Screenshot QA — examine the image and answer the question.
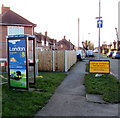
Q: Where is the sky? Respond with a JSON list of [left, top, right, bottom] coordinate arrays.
[[0, 0, 119, 47]]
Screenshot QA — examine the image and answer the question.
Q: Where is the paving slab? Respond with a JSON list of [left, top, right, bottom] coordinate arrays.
[[86, 94, 107, 104], [34, 61, 119, 117]]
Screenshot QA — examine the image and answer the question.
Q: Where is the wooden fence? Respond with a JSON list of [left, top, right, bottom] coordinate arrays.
[[38, 50, 77, 72]]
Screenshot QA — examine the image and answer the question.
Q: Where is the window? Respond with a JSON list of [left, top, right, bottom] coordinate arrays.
[[7, 26, 24, 35], [42, 40, 44, 46], [61, 44, 63, 48], [46, 41, 49, 46]]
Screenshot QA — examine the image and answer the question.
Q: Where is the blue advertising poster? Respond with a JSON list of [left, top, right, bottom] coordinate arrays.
[[8, 39, 27, 88], [9, 39, 26, 69]]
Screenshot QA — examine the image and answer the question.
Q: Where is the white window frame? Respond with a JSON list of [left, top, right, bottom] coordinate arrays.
[[46, 42, 48, 46], [42, 40, 44, 46], [7, 26, 24, 35], [61, 44, 63, 48]]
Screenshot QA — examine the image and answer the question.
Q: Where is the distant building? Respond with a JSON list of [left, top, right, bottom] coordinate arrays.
[[35, 31, 57, 51], [0, 5, 36, 58], [57, 36, 75, 50]]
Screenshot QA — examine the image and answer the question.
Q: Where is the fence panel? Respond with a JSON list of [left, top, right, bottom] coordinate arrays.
[[38, 50, 53, 71], [54, 51, 65, 72], [38, 50, 76, 72], [65, 50, 77, 72]]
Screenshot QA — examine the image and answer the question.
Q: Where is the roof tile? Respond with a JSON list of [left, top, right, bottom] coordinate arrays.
[[0, 10, 36, 26]]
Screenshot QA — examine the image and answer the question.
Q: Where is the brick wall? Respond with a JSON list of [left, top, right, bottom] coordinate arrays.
[[0, 25, 7, 58], [24, 26, 34, 35]]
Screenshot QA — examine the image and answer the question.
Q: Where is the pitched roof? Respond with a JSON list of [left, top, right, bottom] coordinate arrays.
[[35, 32, 57, 45], [0, 9, 36, 27], [57, 39, 74, 47]]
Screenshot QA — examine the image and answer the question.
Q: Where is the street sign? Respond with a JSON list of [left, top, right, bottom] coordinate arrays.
[[95, 16, 102, 19], [97, 20, 103, 28], [89, 60, 110, 74]]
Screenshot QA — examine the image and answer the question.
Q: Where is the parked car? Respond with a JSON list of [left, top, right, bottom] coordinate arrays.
[[107, 51, 114, 57], [76, 50, 86, 61], [93, 49, 98, 53], [86, 50, 94, 57], [112, 51, 120, 59]]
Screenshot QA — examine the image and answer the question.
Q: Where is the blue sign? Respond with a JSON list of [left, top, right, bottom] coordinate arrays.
[[97, 20, 103, 28]]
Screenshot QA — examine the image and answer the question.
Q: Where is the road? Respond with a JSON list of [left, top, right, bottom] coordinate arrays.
[[94, 53, 120, 80]]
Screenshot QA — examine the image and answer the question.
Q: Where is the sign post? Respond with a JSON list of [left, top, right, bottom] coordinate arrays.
[[7, 34, 36, 90], [96, 0, 103, 60]]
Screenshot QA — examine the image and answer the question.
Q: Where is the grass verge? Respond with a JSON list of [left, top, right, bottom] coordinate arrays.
[[84, 74, 120, 103], [2, 72, 66, 117], [85, 63, 89, 72], [84, 63, 120, 103]]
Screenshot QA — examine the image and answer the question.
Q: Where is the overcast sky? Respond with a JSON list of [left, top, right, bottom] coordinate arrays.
[[0, 0, 119, 47]]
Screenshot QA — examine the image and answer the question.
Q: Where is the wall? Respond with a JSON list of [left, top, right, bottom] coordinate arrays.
[[0, 25, 7, 58], [24, 26, 34, 35]]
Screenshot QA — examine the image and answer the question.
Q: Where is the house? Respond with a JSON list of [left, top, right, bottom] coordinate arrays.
[[57, 36, 75, 50], [0, 5, 36, 58], [35, 31, 57, 51]]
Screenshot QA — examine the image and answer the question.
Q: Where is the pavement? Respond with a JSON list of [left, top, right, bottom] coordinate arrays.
[[34, 60, 119, 117]]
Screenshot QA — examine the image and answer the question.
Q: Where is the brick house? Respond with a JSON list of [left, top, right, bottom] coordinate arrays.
[[35, 31, 57, 51], [57, 36, 75, 50], [0, 5, 36, 58]]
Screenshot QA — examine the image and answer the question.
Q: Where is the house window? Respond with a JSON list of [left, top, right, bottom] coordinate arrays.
[[61, 44, 63, 48], [7, 26, 24, 35], [42, 40, 44, 46], [46, 41, 49, 46]]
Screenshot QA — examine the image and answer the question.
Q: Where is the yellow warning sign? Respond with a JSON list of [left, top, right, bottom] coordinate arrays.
[[89, 60, 110, 74]]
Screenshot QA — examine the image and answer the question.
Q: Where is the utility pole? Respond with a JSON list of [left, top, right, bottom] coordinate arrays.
[[115, 27, 119, 50], [78, 18, 80, 49], [98, 0, 101, 60]]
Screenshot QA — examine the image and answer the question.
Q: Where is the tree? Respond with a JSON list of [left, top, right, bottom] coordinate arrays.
[[82, 40, 94, 50]]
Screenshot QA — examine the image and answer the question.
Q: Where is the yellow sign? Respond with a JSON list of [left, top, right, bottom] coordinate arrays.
[[89, 60, 110, 74]]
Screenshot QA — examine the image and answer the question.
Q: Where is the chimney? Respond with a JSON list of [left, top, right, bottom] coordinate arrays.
[[45, 31, 47, 37], [44, 31, 47, 45], [69, 39, 71, 50], [1, 4, 10, 14], [64, 36, 66, 39]]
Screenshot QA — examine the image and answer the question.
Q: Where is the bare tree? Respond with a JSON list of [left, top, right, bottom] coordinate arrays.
[[82, 40, 94, 50]]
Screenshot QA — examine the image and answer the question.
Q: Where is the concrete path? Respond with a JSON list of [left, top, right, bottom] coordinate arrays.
[[35, 61, 119, 117]]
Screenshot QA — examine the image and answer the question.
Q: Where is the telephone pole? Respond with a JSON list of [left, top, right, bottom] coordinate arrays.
[[78, 18, 80, 49]]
